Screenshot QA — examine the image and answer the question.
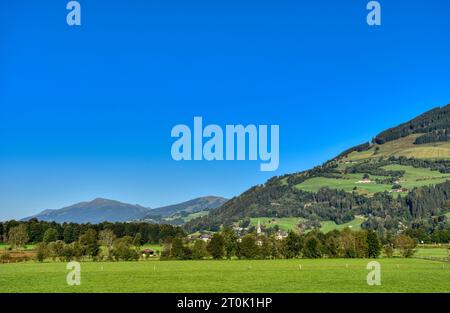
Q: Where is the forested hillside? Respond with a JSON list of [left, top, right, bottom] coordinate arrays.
[[185, 104, 450, 237], [374, 104, 450, 144]]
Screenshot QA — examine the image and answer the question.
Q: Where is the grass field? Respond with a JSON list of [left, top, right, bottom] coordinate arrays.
[[0, 243, 35, 251], [319, 216, 365, 233], [0, 258, 448, 293], [295, 163, 450, 195], [141, 243, 164, 252], [295, 176, 392, 194], [249, 217, 301, 231], [248, 216, 365, 233], [415, 247, 449, 259], [345, 134, 450, 161], [382, 164, 450, 189]]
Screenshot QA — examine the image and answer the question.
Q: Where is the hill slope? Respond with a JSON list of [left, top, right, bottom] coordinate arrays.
[[144, 196, 227, 218], [185, 104, 450, 233]]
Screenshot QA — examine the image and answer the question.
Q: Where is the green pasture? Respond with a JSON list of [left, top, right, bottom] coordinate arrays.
[[249, 217, 301, 231], [0, 258, 448, 293], [319, 216, 365, 233]]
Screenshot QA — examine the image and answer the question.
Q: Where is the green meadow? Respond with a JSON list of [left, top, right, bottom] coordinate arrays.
[[415, 247, 449, 259], [381, 164, 450, 189], [248, 216, 367, 233], [249, 217, 301, 231], [319, 216, 365, 233], [295, 164, 450, 195], [0, 258, 448, 293], [0, 243, 35, 251], [140, 243, 164, 252], [295, 176, 392, 194], [345, 134, 450, 161]]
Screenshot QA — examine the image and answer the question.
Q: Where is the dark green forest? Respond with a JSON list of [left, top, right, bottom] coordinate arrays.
[[374, 104, 450, 144]]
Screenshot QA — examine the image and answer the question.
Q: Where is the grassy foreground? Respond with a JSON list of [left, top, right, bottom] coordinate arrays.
[[0, 258, 448, 293]]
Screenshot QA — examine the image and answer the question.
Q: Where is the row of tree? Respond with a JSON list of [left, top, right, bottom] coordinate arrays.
[[0, 219, 185, 246], [34, 229, 145, 262], [3, 225, 150, 262], [163, 228, 418, 260], [4, 224, 419, 262]]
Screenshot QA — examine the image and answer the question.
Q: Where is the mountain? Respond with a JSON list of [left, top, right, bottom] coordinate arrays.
[[22, 198, 151, 224], [22, 196, 226, 224], [185, 103, 450, 233], [143, 196, 227, 219]]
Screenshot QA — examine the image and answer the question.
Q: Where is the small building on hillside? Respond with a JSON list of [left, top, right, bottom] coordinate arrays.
[[140, 249, 155, 259], [199, 234, 212, 242], [275, 230, 288, 240]]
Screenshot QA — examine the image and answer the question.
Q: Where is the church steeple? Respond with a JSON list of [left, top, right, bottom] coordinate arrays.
[[257, 219, 261, 235]]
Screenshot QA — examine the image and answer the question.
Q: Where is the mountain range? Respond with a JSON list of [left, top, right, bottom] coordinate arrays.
[[22, 196, 227, 224]]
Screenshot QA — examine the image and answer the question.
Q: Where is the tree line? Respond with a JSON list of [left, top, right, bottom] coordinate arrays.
[[0, 219, 185, 246], [163, 228, 418, 261], [373, 104, 450, 144]]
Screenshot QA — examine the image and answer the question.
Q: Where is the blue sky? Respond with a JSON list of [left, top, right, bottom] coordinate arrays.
[[1, 0, 450, 220]]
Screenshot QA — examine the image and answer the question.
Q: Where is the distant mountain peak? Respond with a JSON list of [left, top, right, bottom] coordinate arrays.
[[21, 195, 227, 224]]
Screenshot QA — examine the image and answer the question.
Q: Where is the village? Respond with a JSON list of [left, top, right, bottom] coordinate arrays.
[[188, 219, 289, 245]]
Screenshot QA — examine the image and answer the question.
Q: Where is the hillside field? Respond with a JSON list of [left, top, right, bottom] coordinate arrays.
[[249, 217, 301, 231], [295, 164, 450, 195], [249, 217, 365, 233], [345, 134, 450, 161], [0, 258, 448, 293]]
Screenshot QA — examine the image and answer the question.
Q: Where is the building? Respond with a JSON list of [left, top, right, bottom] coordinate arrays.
[[199, 234, 212, 242], [357, 178, 372, 184], [275, 230, 288, 240], [257, 219, 262, 235]]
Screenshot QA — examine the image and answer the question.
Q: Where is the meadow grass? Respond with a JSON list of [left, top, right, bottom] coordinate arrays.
[[415, 247, 449, 259], [140, 243, 164, 252], [249, 217, 301, 231], [0, 243, 35, 251], [248, 216, 366, 233], [295, 163, 450, 195], [0, 258, 448, 293], [319, 216, 365, 233], [295, 177, 392, 194], [345, 134, 450, 161], [382, 164, 450, 189]]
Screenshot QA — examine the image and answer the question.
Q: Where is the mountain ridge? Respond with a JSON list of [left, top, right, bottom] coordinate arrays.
[[22, 196, 227, 224]]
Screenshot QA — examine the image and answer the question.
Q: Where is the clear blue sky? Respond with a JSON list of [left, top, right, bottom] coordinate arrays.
[[1, 0, 450, 220]]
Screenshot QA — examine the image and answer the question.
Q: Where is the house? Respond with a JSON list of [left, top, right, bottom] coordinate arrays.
[[356, 178, 372, 184], [275, 230, 288, 240], [199, 234, 212, 242], [140, 249, 155, 258], [392, 188, 409, 193]]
